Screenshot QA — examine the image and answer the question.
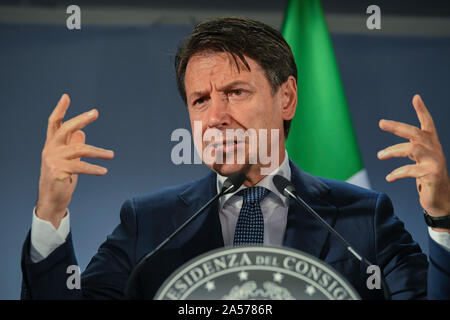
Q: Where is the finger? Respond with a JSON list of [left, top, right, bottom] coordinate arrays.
[[379, 119, 422, 141], [412, 94, 436, 133], [68, 130, 86, 160], [69, 130, 86, 146], [377, 142, 429, 162], [377, 142, 411, 160], [47, 94, 71, 141], [63, 143, 114, 160], [386, 164, 425, 182], [64, 160, 108, 175], [53, 109, 98, 145]]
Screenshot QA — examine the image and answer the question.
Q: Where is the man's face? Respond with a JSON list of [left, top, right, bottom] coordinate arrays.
[[184, 51, 293, 179]]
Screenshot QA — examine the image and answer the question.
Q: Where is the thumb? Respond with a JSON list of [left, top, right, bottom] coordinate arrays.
[[69, 130, 86, 162], [69, 130, 85, 145]]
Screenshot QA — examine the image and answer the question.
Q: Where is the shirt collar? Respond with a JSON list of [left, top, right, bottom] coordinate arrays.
[[216, 150, 291, 209]]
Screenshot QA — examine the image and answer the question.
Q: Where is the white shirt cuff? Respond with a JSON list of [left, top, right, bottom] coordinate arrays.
[[428, 226, 450, 252], [30, 207, 70, 263]]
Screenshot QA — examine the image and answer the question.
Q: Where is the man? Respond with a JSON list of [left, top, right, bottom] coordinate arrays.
[[21, 17, 449, 300]]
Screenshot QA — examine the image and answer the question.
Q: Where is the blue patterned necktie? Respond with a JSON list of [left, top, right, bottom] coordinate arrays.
[[233, 186, 270, 246]]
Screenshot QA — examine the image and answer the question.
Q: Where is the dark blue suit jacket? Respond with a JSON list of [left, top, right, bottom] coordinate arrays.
[[21, 160, 450, 299]]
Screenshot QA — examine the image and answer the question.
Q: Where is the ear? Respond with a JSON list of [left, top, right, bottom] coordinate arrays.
[[279, 76, 297, 121]]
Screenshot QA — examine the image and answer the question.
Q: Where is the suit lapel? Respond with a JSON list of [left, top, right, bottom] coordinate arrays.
[[139, 174, 224, 299], [283, 160, 338, 260], [173, 172, 224, 261]]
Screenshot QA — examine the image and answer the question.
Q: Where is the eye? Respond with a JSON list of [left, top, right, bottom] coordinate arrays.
[[229, 89, 243, 96], [193, 96, 208, 106], [194, 98, 204, 105]]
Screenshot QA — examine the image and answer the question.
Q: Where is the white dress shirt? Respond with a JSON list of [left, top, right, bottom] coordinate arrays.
[[30, 207, 70, 263], [30, 151, 450, 263], [216, 152, 291, 246]]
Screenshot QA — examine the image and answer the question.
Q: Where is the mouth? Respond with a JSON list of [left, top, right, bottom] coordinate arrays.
[[209, 139, 244, 153]]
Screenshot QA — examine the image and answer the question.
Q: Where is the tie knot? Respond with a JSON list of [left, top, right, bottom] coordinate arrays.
[[239, 186, 269, 205]]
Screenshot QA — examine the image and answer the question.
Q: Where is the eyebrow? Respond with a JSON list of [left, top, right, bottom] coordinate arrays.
[[220, 80, 253, 92], [188, 80, 253, 102]]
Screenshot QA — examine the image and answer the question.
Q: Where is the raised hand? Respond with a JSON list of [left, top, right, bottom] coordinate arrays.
[[36, 94, 114, 228], [377, 94, 450, 226]]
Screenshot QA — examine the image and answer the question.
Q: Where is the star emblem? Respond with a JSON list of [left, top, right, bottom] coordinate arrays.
[[305, 285, 316, 296], [273, 272, 284, 283], [205, 281, 215, 292], [238, 271, 249, 281]]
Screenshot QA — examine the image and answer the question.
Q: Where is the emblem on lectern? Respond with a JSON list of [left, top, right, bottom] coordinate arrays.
[[155, 246, 360, 300]]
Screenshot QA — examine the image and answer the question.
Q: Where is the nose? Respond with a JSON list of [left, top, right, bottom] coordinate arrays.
[[206, 92, 231, 129]]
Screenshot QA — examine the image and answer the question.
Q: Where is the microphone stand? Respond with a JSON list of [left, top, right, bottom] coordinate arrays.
[[125, 172, 244, 299], [274, 175, 392, 300]]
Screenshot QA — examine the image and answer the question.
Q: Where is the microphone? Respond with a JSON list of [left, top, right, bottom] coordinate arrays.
[[125, 171, 246, 298], [273, 174, 392, 300]]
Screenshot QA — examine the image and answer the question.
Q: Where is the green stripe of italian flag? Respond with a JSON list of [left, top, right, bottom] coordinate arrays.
[[282, 0, 370, 189]]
